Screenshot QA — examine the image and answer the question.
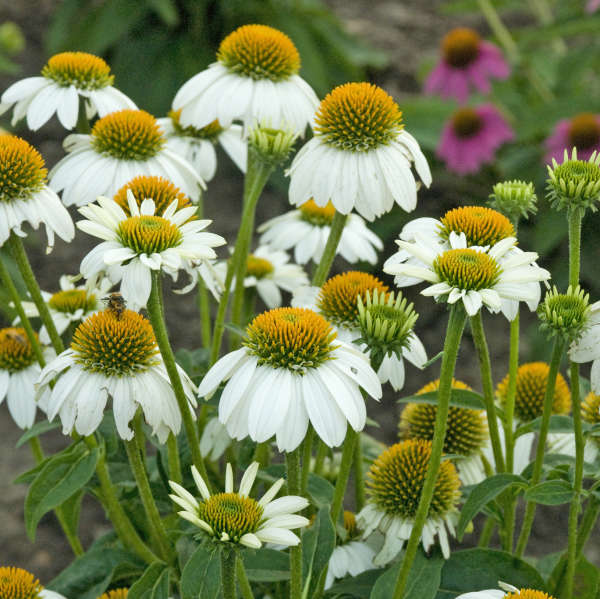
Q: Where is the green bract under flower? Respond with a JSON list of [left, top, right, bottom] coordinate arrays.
[[244, 307, 336, 372], [538, 285, 591, 341], [248, 123, 297, 165], [433, 249, 501, 291], [546, 149, 600, 212], [71, 309, 160, 376], [314, 82, 404, 152], [367, 439, 460, 519], [91, 109, 165, 160], [198, 492, 264, 543], [356, 289, 418, 366], [41, 51, 114, 90], [488, 179, 537, 223], [0, 135, 47, 203]]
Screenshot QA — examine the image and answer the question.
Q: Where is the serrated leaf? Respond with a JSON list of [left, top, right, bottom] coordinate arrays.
[[128, 562, 169, 599], [370, 548, 443, 599], [302, 506, 336, 597], [524, 480, 574, 505], [242, 548, 290, 581], [181, 543, 220, 599], [458, 474, 527, 540], [25, 443, 99, 540]]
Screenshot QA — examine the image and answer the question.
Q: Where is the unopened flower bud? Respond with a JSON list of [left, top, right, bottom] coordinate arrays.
[[488, 179, 537, 224], [538, 285, 591, 341], [248, 122, 297, 166]]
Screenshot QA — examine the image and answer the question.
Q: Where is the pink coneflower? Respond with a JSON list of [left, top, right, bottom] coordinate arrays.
[[544, 113, 600, 163], [437, 104, 514, 175], [425, 28, 510, 103], [586, 0, 600, 14]]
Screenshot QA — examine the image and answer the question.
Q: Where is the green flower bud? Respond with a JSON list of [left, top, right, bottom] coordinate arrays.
[[546, 149, 600, 213], [488, 179, 537, 224], [538, 285, 591, 341], [248, 122, 297, 166], [356, 288, 418, 370]]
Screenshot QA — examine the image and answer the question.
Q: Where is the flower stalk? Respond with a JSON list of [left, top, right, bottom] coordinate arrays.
[[220, 550, 237, 599], [391, 304, 467, 599], [286, 448, 303, 599], [147, 270, 211, 491], [311, 211, 347, 287]]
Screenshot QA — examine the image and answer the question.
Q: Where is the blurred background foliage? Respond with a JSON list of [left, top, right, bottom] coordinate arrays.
[[46, 0, 387, 115]]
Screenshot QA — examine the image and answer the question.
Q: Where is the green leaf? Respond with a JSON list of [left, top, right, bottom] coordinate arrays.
[[457, 474, 527, 540], [397, 388, 486, 411], [370, 548, 443, 599], [128, 562, 170, 599], [549, 554, 600, 599], [515, 415, 574, 438], [326, 569, 381, 597], [302, 506, 336, 597], [25, 443, 99, 540], [242, 548, 290, 582], [180, 543, 221, 599], [16, 421, 60, 448], [48, 532, 144, 598], [437, 549, 546, 598], [524, 480, 574, 505], [59, 489, 84, 544], [146, 0, 179, 26], [307, 473, 334, 508]]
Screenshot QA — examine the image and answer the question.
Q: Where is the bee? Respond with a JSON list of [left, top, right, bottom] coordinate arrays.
[[5, 329, 28, 346], [103, 292, 127, 320]]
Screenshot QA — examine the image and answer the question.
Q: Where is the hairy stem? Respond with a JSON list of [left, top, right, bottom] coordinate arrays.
[[286, 448, 303, 599], [311, 211, 347, 287]]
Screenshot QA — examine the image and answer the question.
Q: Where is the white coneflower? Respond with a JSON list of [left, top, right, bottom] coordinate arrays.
[[49, 109, 204, 206], [0, 566, 67, 599], [169, 461, 309, 548], [0, 328, 50, 430], [357, 439, 461, 565], [325, 511, 377, 589], [173, 24, 318, 135], [158, 110, 246, 181], [400, 379, 489, 485], [77, 191, 225, 309], [199, 417, 232, 461], [288, 82, 431, 221], [215, 245, 308, 309], [293, 272, 426, 391], [384, 233, 550, 317], [384, 206, 545, 321], [36, 307, 197, 442], [569, 298, 600, 393], [18, 274, 110, 344], [454, 583, 556, 599], [0, 134, 74, 250], [0, 51, 136, 131], [199, 307, 382, 451], [258, 199, 383, 265]]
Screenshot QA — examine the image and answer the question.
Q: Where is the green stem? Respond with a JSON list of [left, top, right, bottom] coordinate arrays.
[[195, 198, 213, 349], [85, 436, 159, 564], [253, 441, 271, 468], [330, 428, 358, 524], [568, 207, 583, 288], [353, 434, 366, 512], [286, 448, 303, 599], [236, 557, 255, 599], [478, 517, 496, 548], [301, 426, 314, 495], [211, 154, 274, 363], [565, 362, 583, 599], [7, 235, 64, 354], [0, 255, 46, 365], [220, 550, 237, 599], [146, 270, 211, 491], [502, 312, 520, 552], [391, 304, 467, 599], [124, 420, 174, 562], [515, 337, 566, 557], [313, 441, 328, 476], [167, 433, 182, 485], [311, 212, 347, 287], [76, 96, 91, 134], [469, 313, 506, 473]]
